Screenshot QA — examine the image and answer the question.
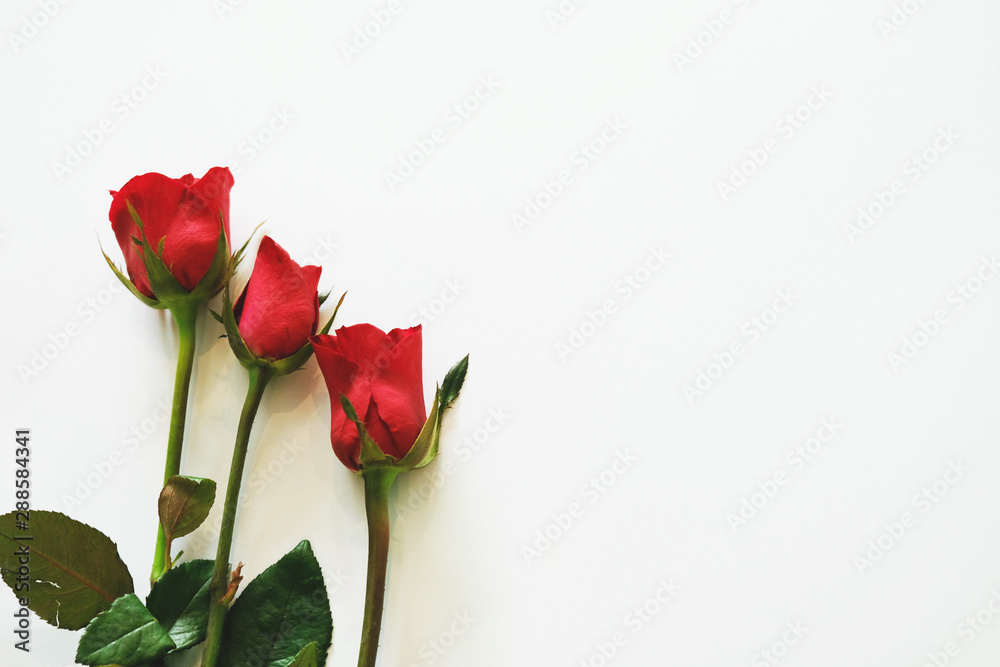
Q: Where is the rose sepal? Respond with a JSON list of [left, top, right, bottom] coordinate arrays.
[[339, 394, 398, 471], [394, 386, 442, 470], [216, 280, 257, 368], [400, 354, 469, 469], [185, 211, 233, 302], [101, 242, 163, 309], [127, 202, 189, 305], [212, 225, 277, 369], [114, 203, 231, 311], [217, 277, 343, 376], [343, 354, 468, 474]]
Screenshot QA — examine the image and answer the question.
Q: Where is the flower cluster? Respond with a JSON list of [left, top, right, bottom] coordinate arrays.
[[1, 167, 468, 667]]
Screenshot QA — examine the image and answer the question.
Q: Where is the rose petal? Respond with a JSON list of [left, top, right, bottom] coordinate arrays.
[[311, 324, 427, 469], [237, 236, 321, 360], [367, 327, 425, 457], [108, 168, 233, 297], [311, 335, 370, 471]]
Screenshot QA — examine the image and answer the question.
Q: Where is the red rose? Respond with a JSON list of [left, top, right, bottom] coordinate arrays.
[[233, 236, 322, 360], [109, 167, 234, 298], [311, 325, 426, 471]]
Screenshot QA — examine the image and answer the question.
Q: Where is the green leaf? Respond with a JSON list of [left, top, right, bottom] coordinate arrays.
[[219, 540, 332, 667], [439, 354, 470, 411], [159, 476, 216, 543], [76, 594, 176, 666], [145, 559, 213, 653], [0, 510, 133, 630], [289, 642, 320, 667]]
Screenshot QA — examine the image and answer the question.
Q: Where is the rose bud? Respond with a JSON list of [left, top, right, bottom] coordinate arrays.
[[105, 167, 234, 309], [311, 325, 467, 667], [104, 167, 234, 585], [236, 236, 321, 359], [202, 235, 340, 665], [218, 235, 341, 376], [311, 324, 468, 473]]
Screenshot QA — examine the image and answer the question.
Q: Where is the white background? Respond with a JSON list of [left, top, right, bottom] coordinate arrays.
[[3, 1, 1000, 665]]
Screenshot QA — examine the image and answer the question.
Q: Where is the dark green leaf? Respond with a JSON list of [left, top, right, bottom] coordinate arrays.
[[146, 559, 213, 653], [439, 354, 469, 410], [289, 642, 320, 667], [159, 476, 216, 541], [219, 540, 332, 667], [0, 510, 133, 630], [76, 593, 175, 666]]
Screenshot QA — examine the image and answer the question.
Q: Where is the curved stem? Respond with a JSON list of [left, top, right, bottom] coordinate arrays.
[[202, 365, 271, 667], [150, 301, 200, 585], [357, 467, 399, 667]]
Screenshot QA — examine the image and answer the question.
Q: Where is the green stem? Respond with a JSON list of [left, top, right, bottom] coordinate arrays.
[[357, 467, 399, 667], [202, 365, 272, 667], [150, 301, 200, 585]]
